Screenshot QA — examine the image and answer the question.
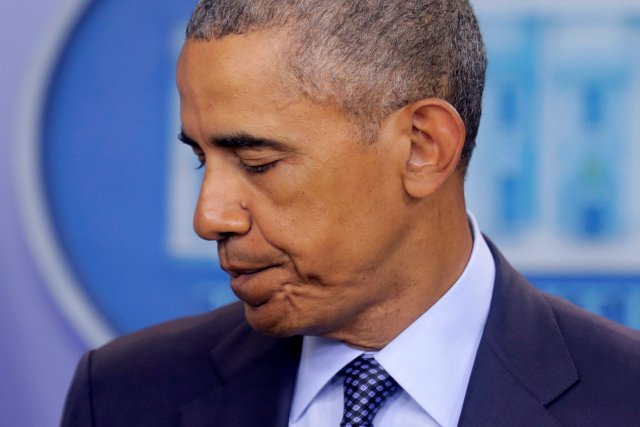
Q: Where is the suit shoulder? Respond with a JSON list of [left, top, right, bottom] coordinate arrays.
[[63, 302, 273, 426], [542, 292, 640, 395], [536, 293, 640, 421], [488, 238, 640, 366], [95, 301, 246, 364], [543, 292, 640, 359], [71, 302, 249, 425], [88, 301, 248, 393]]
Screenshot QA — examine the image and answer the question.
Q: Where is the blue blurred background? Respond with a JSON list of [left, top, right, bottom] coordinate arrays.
[[1, 1, 639, 425]]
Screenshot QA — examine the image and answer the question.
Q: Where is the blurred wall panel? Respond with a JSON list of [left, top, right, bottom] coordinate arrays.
[[468, 3, 640, 328]]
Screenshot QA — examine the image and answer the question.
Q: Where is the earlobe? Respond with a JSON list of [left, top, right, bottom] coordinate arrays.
[[402, 99, 466, 198]]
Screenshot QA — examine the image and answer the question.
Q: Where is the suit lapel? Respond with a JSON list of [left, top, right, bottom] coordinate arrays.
[[458, 339, 564, 426], [179, 316, 302, 427], [459, 241, 579, 426]]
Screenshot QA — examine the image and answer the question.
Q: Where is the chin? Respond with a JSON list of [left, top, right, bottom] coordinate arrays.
[[243, 301, 299, 337], [242, 300, 326, 338]]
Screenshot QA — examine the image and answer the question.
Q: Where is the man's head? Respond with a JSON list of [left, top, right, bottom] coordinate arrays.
[[186, 0, 486, 171], [178, 0, 485, 348]]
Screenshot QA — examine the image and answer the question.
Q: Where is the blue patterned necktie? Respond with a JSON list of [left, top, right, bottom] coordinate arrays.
[[339, 355, 400, 427]]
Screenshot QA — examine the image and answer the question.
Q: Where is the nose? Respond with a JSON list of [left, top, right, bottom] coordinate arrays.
[[193, 168, 251, 240]]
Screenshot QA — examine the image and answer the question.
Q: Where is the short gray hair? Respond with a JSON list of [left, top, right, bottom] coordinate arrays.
[[187, 0, 486, 171]]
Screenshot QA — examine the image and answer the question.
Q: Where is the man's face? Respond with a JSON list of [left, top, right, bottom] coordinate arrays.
[[177, 31, 412, 340]]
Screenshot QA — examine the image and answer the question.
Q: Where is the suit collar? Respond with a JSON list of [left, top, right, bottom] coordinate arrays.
[[179, 313, 302, 427], [459, 239, 579, 425]]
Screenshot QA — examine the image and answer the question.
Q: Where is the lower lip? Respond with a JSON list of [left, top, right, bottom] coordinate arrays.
[[230, 266, 281, 307]]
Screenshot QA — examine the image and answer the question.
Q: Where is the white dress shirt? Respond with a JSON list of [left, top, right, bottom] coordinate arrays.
[[288, 213, 495, 427]]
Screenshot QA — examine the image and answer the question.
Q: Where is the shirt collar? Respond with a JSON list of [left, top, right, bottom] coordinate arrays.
[[290, 212, 495, 426], [290, 334, 362, 422]]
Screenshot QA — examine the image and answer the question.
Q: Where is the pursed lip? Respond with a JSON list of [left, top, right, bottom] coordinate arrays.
[[223, 263, 283, 307], [222, 264, 279, 278]]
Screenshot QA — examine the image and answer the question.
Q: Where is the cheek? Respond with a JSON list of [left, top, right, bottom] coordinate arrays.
[[270, 211, 339, 267], [251, 176, 338, 250], [250, 156, 402, 275]]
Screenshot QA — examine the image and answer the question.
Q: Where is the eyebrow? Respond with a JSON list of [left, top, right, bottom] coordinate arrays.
[[178, 130, 293, 152]]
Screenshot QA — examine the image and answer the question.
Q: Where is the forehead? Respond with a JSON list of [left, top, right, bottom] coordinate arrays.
[[178, 32, 289, 111], [176, 31, 357, 144]]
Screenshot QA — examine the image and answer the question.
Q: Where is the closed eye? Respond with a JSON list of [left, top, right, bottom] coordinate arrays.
[[179, 131, 284, 174], [239, 160, 279, 174]]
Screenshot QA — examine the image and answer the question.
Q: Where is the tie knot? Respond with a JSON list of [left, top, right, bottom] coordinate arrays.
[[339, 355, 400, 427]]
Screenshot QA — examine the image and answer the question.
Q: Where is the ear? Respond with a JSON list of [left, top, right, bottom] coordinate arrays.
[[401, 98, 466, 198]]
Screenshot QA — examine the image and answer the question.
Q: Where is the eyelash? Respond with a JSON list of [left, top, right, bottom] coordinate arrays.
[[195, 153, 206, 170], [194, 155, 277, 175], [239, 161, 278, 174]]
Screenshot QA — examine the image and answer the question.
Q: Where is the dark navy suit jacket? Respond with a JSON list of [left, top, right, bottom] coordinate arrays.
[[61, 242, 640, 426]]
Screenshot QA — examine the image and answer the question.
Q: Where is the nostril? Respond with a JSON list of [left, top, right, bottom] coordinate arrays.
[[218, 231, 235, 240]]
